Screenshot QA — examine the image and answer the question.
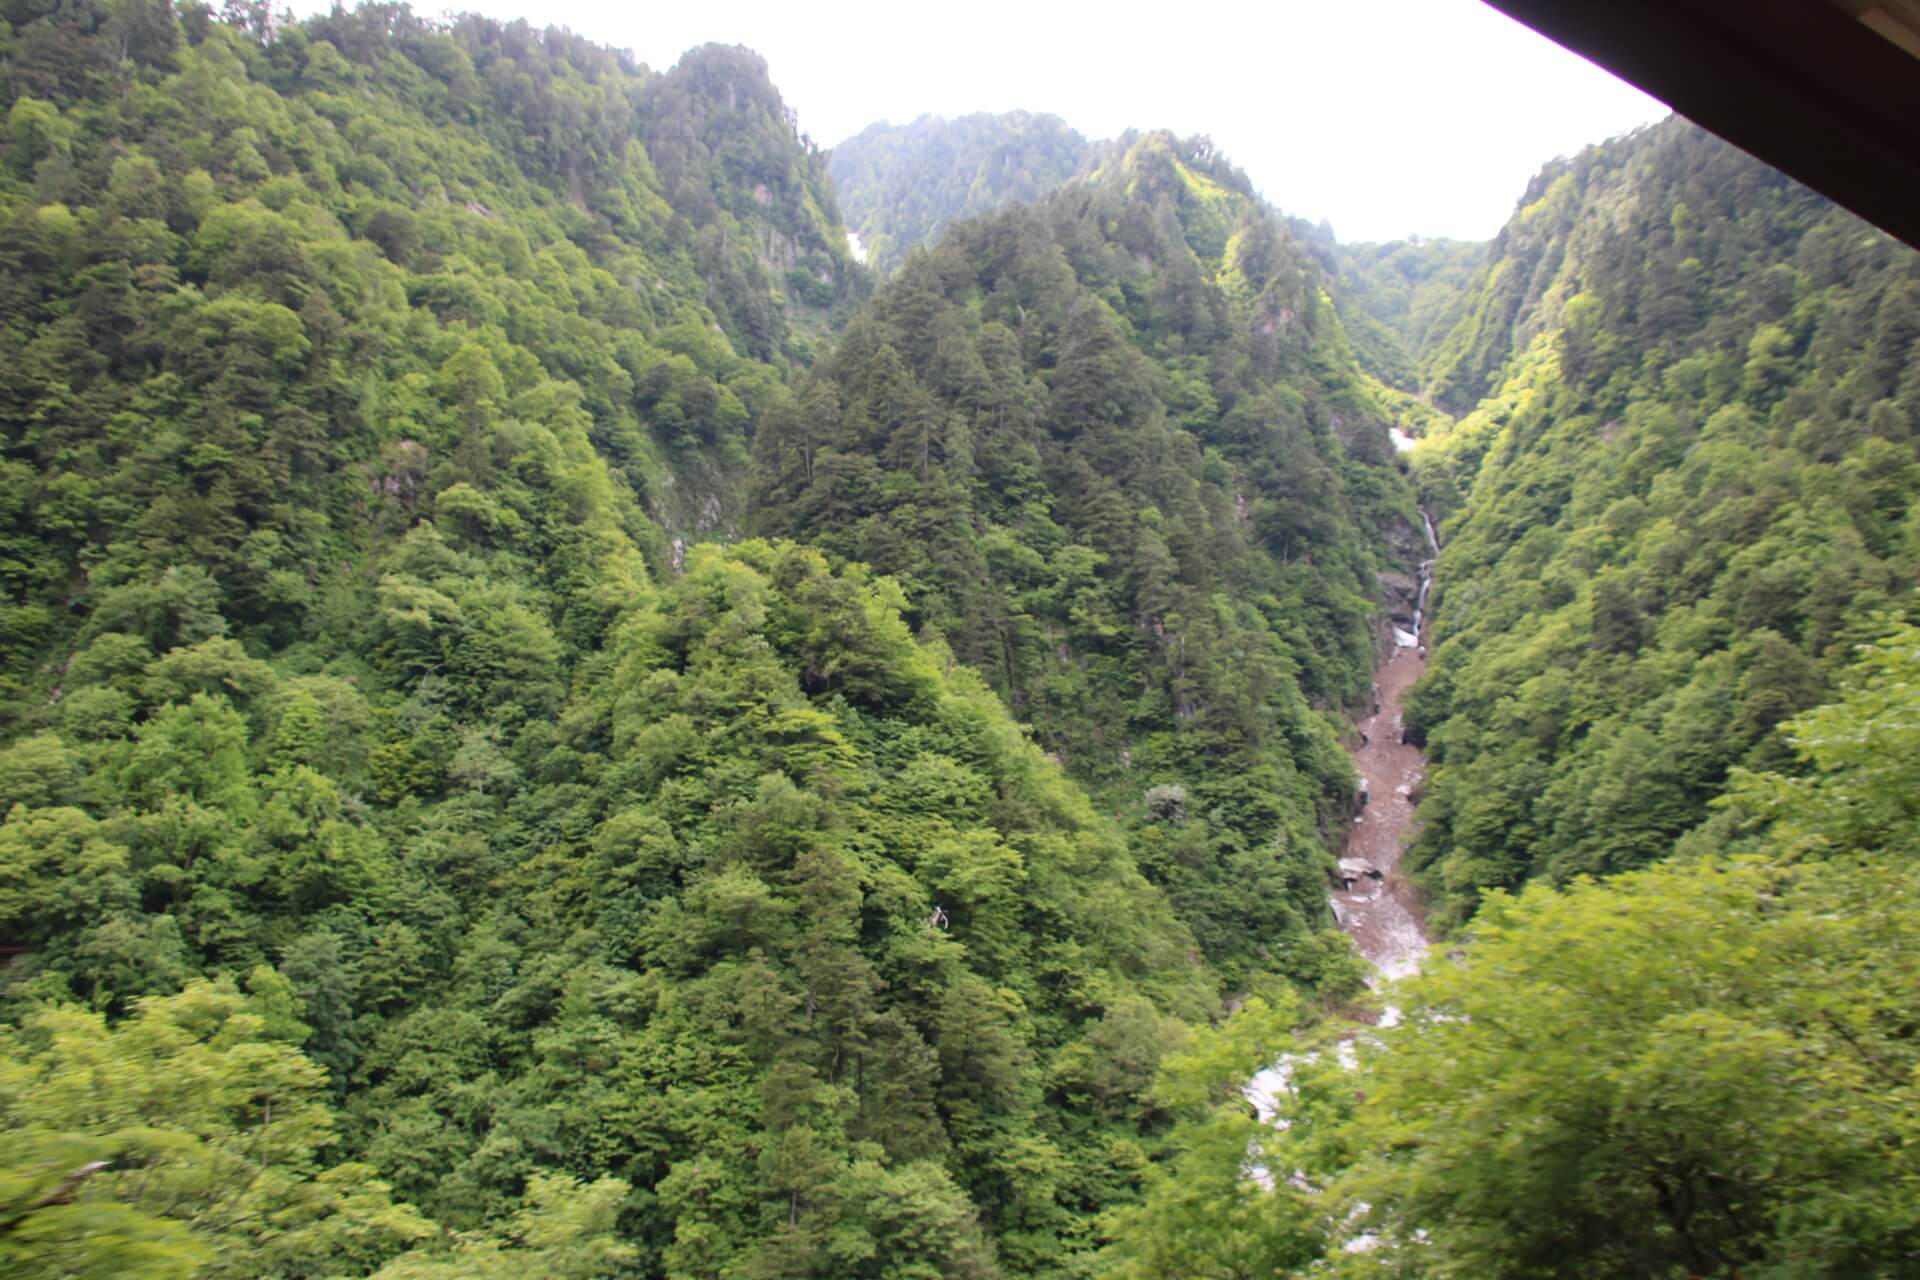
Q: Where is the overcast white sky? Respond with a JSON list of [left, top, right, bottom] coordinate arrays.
[[297, 0, 1669, 243]]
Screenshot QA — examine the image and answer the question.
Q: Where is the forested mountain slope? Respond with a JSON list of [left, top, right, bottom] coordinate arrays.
[[1093, 119, 1920, 1280], [1, 0, 867, 622], [17, 0, 1914, 1275], [1296, 233, 1484, 393], [0, 5, 1429, 1277], [754, 130, 1430, 988], [828, 112, 1095, 276], [1404, 117, 1920, 926], [828, 112, 1478, 404], [1104, 621, 1920, 1275]]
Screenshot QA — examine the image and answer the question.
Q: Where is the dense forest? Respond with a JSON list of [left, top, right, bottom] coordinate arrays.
[[4, 2, 1919, 1278], [1296, 232, 1484, 393], [1094, 119, 1920, 1277], [1101, 622, 1920, 1276], [828, 112, 1094, 276], [826, 111, 1485, 399], [0, 2, 1216, 1274], [757, 130, 1430, 990], [1402, 118, 1920, 928], [0, 3, 1423, 1275]]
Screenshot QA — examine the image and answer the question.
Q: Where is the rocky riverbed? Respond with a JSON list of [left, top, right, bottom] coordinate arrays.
[[1250, 509, 1438, 1118], [1332, 636, 1430, 984]]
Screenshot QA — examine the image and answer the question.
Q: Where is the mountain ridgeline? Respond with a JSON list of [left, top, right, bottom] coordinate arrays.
[[754, 130, 1429, 989], [825, 110, 1486, 397], [1404, 117, 1920, 928], [3, 4, 1920, 1279], [828, 112, 1095, 276], [0, 5, 1424, 1278]]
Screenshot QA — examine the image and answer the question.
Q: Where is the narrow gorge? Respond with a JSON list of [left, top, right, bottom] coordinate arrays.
[[1334, 507, 1439, 987], [1247, 507, 1438, 1120]]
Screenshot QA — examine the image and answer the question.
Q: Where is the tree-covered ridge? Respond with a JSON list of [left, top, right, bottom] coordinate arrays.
[[828, 111, 1095, 276], [825, 111, 1478, 410], [1298, 233, 1485, 393], [1417, 117, 1825, 417], [753, 129, 1429, 989], [0, 534, 1227, 1278], [1403, 117, 1920, 926], [0, 5, 1277, 1276], [1088, 117, 1920, 1280], [636, 41, 865, 340], [16, 0, 1916, 1273], [0, 0, 864, 634]]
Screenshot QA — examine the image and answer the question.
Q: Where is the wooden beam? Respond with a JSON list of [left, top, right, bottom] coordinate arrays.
[[1479, 0, 1920, 249]]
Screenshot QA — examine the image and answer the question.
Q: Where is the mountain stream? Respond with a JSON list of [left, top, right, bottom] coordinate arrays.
[[1249, 509, 1438, 1116], [1334, 508, 1438, 985]]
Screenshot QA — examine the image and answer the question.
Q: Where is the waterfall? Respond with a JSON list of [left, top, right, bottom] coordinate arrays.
[[1411, 509, 1439, 637]]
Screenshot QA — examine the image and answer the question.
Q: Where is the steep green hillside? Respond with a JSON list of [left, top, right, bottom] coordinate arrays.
[[0, 6, 1250, 1277], [1093, 115, 1920, 1280], [17, 2, 1917, 1276], [1301, 233, 1484, 392], [755, 130, 1430, 988], [1404, 117, 1920, 927], [825, 108, 1482, 420], [828, 113, 1479, 405], [0, 531, 1220, 1279], [1102, 624, 1920, 1278], [0, 0, 869, 696], [635, 41, 867, 348], [828, 112, 1094, 275]]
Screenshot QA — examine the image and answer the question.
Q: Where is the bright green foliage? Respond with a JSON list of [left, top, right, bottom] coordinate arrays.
[[0, 982, 433, 1278], [1710, 621, 1920, 860], [755, 131, 1424, 988], [1097, 998, 1324, 1280], [829, 112, 1095, 276], [0, 5, 1282, 1274], [1404, 118, 1920, 926], [1, 517, 1224, 1280], [393, 539, 1214, 1279], [826, 113, 1481, 404], [369, 1174, 634, 1279], [0, 0, 859, 707], [636, 43, 867, 353], [1320, 852, 1920, 1277], [1296, 231, 1486, 393], [1098, 627, 1920, 1277], [17, 0, 1914, 1272]]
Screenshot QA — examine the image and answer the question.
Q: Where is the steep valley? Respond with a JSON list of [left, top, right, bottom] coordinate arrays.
[[1333, 512, 1437, 985], [2, 5, 1919, 1279]]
